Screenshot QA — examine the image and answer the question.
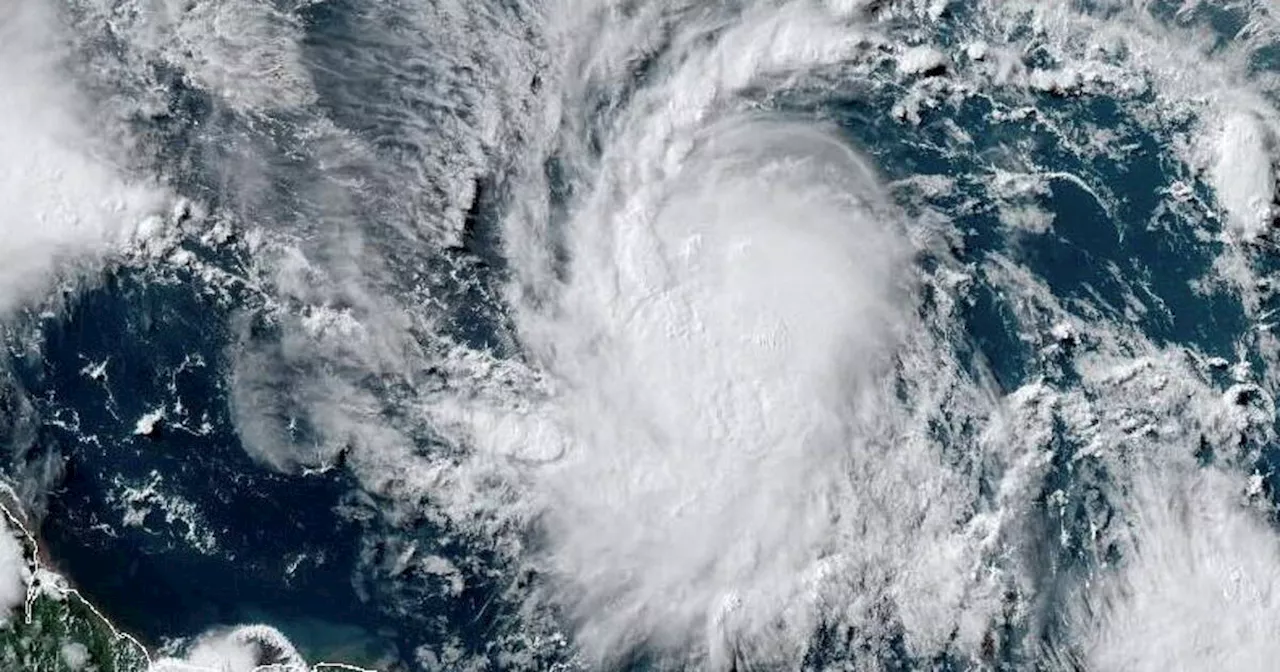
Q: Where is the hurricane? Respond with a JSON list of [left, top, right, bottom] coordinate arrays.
[[3, 0, 1280, 671]]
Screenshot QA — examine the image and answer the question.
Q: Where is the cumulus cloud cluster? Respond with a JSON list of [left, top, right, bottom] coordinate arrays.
[[0, 0, 167, 313], [1068, 468, 1280, 672], [149, 625, 307, 672], [0, 517, 28, 623]]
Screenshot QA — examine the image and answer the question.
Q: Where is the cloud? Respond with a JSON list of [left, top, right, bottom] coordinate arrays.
[[149, 625, 307, 672], [1062, 467, 1280, 672], [108, 0, 316, 113], [0, 516, 29, 623], [431, 5, 1029, 667], [0, 0, 167, 314], [517, 119, 916, 666]]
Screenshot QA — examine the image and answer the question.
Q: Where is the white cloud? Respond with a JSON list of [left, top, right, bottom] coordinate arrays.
[[60, 641, 90, 670], [516, 121, 918, 666], [0, 516, 29, 623], [1066, 467, 1280, 672], [149, 624, 307, 672], [0, 1, 166, 314], [1213, 111, 1275, 243], [107, 0, 316, 113], [431, 5, 1028, 667]]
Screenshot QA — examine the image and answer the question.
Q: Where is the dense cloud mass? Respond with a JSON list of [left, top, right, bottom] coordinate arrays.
[[0, 1, 167, 313]]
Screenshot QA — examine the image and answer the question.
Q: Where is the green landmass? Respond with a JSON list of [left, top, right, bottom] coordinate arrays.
[[0, 496, 149, 672], [0, 583, 150, 672]]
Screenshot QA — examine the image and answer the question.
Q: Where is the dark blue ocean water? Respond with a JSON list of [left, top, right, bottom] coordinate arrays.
[[8, 268, 393, 664]]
